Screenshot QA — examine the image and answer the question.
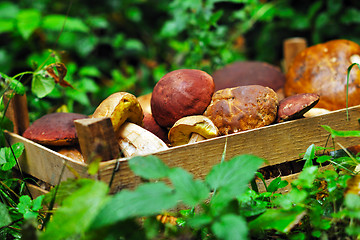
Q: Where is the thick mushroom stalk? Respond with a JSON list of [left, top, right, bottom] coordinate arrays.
[[168, 115, 219, 146], [117, 122, 168, 157]]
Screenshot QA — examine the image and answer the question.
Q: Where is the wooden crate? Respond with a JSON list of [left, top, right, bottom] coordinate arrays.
[[5, 105, 360, 194]]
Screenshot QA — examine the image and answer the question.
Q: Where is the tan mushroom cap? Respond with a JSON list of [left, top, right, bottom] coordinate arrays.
[[285, 39, 360, 111], [92, 92, 144, 132], [204, 85, 279, 135], [22, 112, 88, 146], [57, 147, 85, 163], [168, 115, 219, 146]]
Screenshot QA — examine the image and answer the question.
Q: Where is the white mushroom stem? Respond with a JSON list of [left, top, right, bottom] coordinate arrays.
[[117, 122, 168, 158], [188, 133, 206, 144]]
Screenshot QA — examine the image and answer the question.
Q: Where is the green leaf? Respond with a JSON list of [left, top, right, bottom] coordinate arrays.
[[345, 193, 360, 210], [248, 206, 306, 233], [275, 188, 308, 210], [41, 180, 108, 240], [169, 167, 209, 207], [128, 155, 171, 179], [0, 19, 14, 34], [18, 195, 38, 219], [292, 166, 318, 189], [0, 143, 24, 171], [31, 70, 55, 98], [0, 2, 19, 19], [267, 177, 288, 193], [187, 214, 212, 229], [206, 155, 264, 207], [0, 202, 11, 228], [9, 79, 25, 95], [303, 144, 315, 168], [321, 125, 360, 138], [91, 182, 178, 229], [42, 15, 89, 32], [212, 214, 248, 240], [16, 9, 41, 39], [79, 66, 101, 78]]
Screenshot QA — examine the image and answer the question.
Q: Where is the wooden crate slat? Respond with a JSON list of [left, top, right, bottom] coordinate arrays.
[[5, 105, 360, 192], [6, 132, 94, 186]]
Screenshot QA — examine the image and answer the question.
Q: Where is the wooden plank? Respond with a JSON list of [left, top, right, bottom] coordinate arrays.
[[283, 37, 307, 72], [3, 92, 29, 135], [6, 105, 360, 192], [74, 117, 120, 163], [5, 131, 94, 186]]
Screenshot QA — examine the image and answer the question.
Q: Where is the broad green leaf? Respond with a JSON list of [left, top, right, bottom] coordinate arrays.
[[212, 214, 248, 240], [16, 9, 41, 39], [17, 195, 38, 219], [0, 143, 24, 171], [345, 193, 360, 210], [292, 166, 318, 189], [274, 188, 308, 210], [322, 125, 360, 138], [169, 167, 209, 207], [316, 155, 332, 164], [91, 182, 178, 229], [0, 2, 18, 19], [341, 8, 360, 24], [248, 206, 306, 233], [31, 70, 55, 98], [40, 180, 108, 240], [79, 66, 101, 78], [206, 155, 264, 207], [267, 177, 288, 193], [0, 19, 14, 34], [303, 144, 315, 168], [42, 15, 89, 32], [187, 214, 212, 229], [0, 202, 11, 228], [128, 155, 171, 179]]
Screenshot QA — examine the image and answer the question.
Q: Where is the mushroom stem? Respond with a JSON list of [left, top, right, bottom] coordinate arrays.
[[188, 133, 206, 144]]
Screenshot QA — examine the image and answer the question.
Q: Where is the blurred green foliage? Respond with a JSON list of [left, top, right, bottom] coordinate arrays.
[[1, 0, 360, 120]]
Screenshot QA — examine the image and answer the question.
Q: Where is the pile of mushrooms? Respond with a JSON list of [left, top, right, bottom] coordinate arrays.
[[23, 53, 339, 161]]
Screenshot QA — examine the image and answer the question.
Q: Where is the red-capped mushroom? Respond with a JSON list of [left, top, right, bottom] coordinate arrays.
[[151, 69, 215, 128]]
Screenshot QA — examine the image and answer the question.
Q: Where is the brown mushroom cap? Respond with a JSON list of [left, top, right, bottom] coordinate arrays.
[[284, 39, 360, 111], [276, 93, 320, 123], [92, 92, 143, 132], [212, 61, 286, 92], [168, 115, 219, 146], [151, 69, 215, 128], [142, 112, 170, 145], [22, 112, 88, 146], [204, 85, 279, 135]]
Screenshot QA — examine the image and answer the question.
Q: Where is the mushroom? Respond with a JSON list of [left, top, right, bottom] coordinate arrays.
[[151, 69, 215, 128], [92, 92, 143, 132], [276, 93, 320, 123], [303, 108, 331, 118], [285, 39, 360, 111], [92, 92, 168, 157], [137, 92, 152, 114], [168, 115, 219, 146], [204, 85, 279, 135], [57, 147, 85, 163], [212, 61, 286, 93], [22, 112, 88, 146], [117, 122, 168, 157], [143, 112, 170, 145]]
